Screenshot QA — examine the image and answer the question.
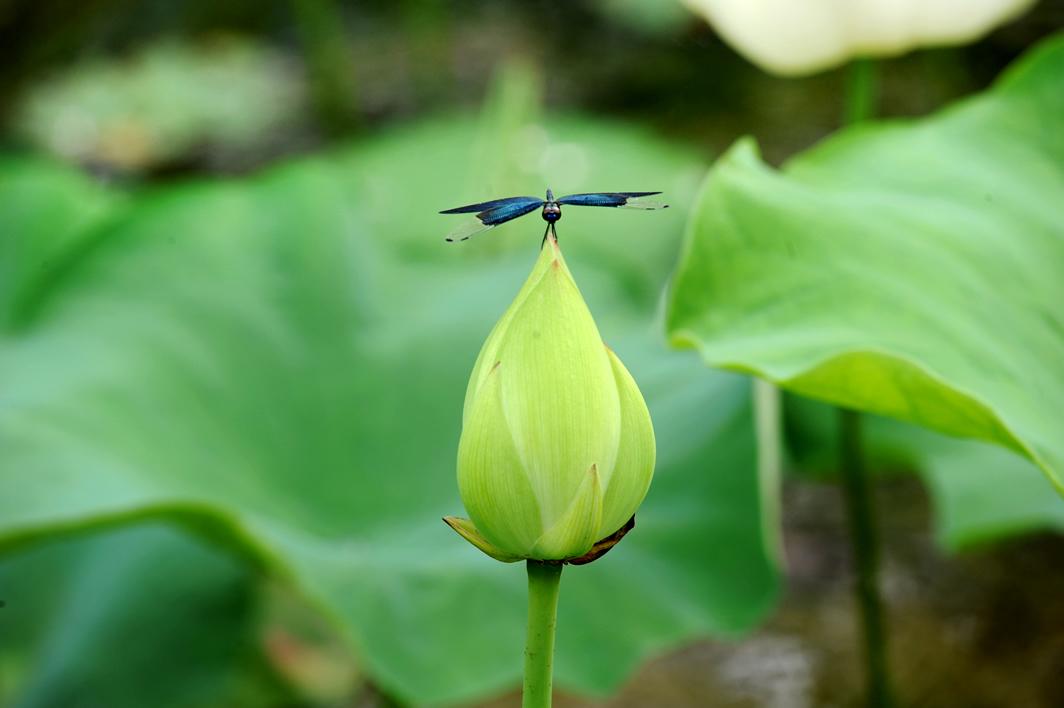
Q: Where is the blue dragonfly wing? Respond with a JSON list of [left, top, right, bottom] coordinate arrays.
[[556, 192, 667, 210], [443, 198, 543, 242], [439, 195, 542, 214], [479, 198, 543, 225]]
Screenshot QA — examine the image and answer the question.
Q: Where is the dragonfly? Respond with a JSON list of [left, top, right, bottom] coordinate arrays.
[[440, 188, 667, 244]]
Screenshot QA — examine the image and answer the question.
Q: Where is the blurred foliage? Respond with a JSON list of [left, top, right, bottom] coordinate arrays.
[[784, 395, 1064, 550], [12, 39, 306, 173], [289, 0, 360, 133], [0, 524, 293, 708], [4, 0, 1056, 170], [592, 0, 692, 35], [923, 438, 1064, 548], [668, 34, 1064, 493]]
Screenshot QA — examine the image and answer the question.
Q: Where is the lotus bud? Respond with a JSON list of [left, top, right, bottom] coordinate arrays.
[[445, 237, 655, 562]]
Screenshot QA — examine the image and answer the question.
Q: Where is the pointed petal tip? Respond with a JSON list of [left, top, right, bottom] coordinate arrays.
[[443, 516, 524, 563]]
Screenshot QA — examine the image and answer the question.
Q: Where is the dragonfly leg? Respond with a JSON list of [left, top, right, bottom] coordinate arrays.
[[540, 222, 551, 248]]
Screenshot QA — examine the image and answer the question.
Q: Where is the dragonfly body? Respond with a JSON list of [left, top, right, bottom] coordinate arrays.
[[542, 188, 562, 225], [440, 188, 666, 243]]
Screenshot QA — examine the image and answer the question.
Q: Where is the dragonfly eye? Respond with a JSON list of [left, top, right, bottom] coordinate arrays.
[[542, 204, 561, 222]]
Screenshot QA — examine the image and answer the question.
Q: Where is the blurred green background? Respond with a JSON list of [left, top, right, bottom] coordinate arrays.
[[0, 1, 1062, 707]]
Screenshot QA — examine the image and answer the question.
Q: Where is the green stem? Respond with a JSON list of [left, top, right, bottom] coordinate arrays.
[[839, 56, 892, 707], [838, 408, 892, 708], [523, 560, 563, 708], [753, 379, 784, 568], [289, 0, 359, 134], [845, 58, 878, 126]]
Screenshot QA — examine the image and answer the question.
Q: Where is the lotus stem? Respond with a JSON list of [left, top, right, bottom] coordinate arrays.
[[839, 407, 892, 707], [523, 560, 563, 708], [845, 57, 878, 125], [838, 56, 893, 707]]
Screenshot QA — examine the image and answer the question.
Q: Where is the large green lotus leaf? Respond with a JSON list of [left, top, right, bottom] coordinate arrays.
[[0, 158, 120, 329], [0, 524, 290, 708], [667, 35, 1064, 493], [0, 114, 775, 705]]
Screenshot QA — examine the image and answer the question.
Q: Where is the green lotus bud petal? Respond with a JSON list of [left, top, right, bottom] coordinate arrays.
[[599, 348, 656, 537], [457, 362, 545, 555], [453, 238, 655, 562], [442, 516, 524, 563], [530, 464, 603, 559]]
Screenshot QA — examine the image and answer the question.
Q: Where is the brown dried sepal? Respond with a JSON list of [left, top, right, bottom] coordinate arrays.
[[563, 515, 636, 566]]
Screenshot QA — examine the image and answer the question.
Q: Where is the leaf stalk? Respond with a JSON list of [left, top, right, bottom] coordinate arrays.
[[839, 407, 893, 707]]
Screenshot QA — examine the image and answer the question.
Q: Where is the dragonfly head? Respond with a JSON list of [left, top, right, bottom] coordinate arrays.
[[542, 202, 561, 223]]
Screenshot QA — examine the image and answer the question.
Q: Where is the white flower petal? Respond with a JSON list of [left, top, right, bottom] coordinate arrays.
[[683, 0, 1037, 75]]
